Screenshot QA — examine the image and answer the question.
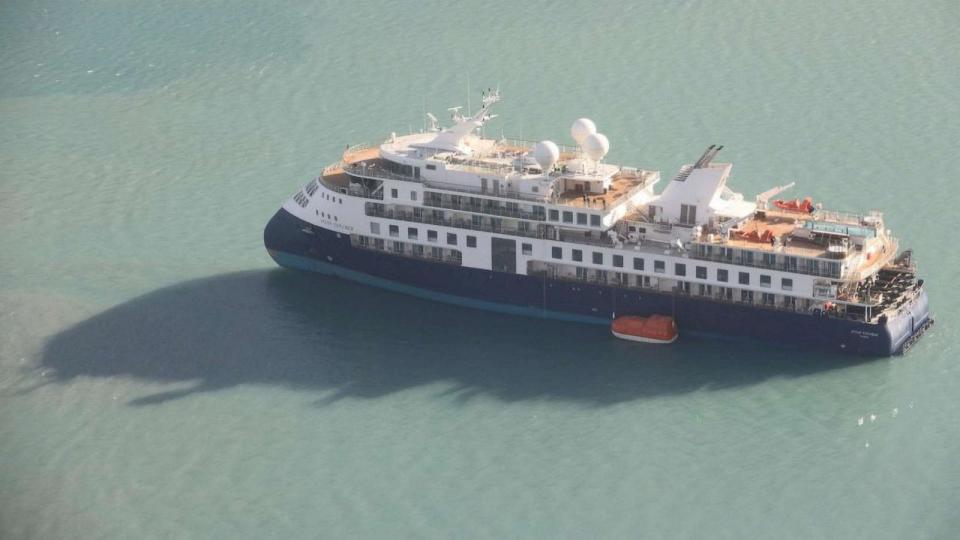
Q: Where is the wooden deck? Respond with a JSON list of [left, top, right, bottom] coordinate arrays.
[[321, 168, 351, 189], [342, 146, 379, 164], [726, 214, 827, 257], [557, 174, 644, 210]]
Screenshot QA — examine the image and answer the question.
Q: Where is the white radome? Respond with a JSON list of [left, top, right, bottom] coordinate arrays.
[[570, 118, 597, 145], [531, 140, 560, 172], [582, 132, 610, 162]]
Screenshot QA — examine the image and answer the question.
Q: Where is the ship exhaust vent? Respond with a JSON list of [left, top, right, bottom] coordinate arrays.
[[694, 144, 723, 168]]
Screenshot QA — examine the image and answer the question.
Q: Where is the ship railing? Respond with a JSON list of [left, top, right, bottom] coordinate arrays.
[[342, 161, 551, 203], [421, 178, 548, 202], [342, 142, 376, 162], [686, 251, 844, 279], [342, 162, 421, 184], [557, 230, 615, 247], [352, 240, 463, 265], [843, 237, 899, 282], [367, 207, 546, 240], [443, 156, 514, 174], [810, 209, 881, 226], [497, 138, 581, 156], [623, 177, 654, 200], [421, 197, 547, 221], [527, 269, 870, 321], [368, 205, 627, 249], [316, 174, 384, 200]]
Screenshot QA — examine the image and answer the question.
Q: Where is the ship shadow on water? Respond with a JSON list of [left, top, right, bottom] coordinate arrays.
[[41, 269, 871, 406]]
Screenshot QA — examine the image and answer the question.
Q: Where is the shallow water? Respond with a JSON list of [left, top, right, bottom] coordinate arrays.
[[1, 1, 958, 538]]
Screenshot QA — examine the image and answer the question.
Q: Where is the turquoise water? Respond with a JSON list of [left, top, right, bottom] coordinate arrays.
[[1, 1, 958, 538]]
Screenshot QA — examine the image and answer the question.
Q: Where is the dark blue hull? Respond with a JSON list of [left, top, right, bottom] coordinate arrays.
[[264, 208, 931, 356]]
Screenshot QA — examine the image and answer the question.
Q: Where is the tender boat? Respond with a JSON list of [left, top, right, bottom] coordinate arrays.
[[611, 315, 678, 344]]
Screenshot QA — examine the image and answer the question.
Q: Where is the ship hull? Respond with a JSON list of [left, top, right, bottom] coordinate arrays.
[[265, 208, 930, 356]]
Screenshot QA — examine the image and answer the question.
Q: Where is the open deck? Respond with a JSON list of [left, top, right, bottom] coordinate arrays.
[[343, 145, 379, 164], [725, 214, 828, 258], [556, 172, 653, 210]]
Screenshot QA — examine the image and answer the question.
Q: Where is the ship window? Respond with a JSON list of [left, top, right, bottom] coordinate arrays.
[[393, 241, 403, 253], [549, 209, 559, 221], [717, 269, 728, 282], [739, 272, 750, 285], [563, 211, 573, 223], [760, 275, 771, 288], [428, 230, 438, 242], [389, 225, 399, 237], [447, 233, 457, 245], [781, 278, 793, 291], [675, 263, 686, 276], [654, 260, 665, 273], [426, 164, 436, 170], [577, 213, 587, 225], [532, 186, 539, 193], [762, 292, 776, 306], [696, 266, 707, 279], [410, 191, 417, 201], [370, 222, 380, 235], [552, 246, 562, 259], [592, 252, 603, 265], [522, 243, 533, 255], [680, 204, 697, 225], [467, 235, 477, 248], [572, 249, 583, 262], [741, 290, 753, 303], [590, 215, 601, 227], [408, 227, 418, 240], [613, 255, 623, 268], [633, 257, 644, 270]]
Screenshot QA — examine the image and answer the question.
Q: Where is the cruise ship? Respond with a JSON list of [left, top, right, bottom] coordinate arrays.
[[264, 90, 933, 355]]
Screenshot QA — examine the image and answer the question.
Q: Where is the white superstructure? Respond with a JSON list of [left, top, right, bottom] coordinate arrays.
[[281, 90, 916, 324]]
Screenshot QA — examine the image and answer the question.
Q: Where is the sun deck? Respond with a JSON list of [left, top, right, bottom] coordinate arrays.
[[556, 171, 654, 210], [321, 167, 351, 189], [725, 213, 828, 258], [343, 145, 379, 164]]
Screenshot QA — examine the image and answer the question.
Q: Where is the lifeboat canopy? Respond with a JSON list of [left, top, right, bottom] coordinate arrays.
[[611, 315, 678, 344]]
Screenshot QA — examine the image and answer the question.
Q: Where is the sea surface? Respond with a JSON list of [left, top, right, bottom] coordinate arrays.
[[1, 1, 958, 538]]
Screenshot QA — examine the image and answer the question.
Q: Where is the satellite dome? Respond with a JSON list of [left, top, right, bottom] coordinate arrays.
[[531, 140, 560, 173], [582, 132, 610, 162], [570, 118, 596, 145]]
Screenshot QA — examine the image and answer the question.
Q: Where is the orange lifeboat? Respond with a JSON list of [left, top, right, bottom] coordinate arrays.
[[773, 197, 815, 213], [611, 315, 678, 344]]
